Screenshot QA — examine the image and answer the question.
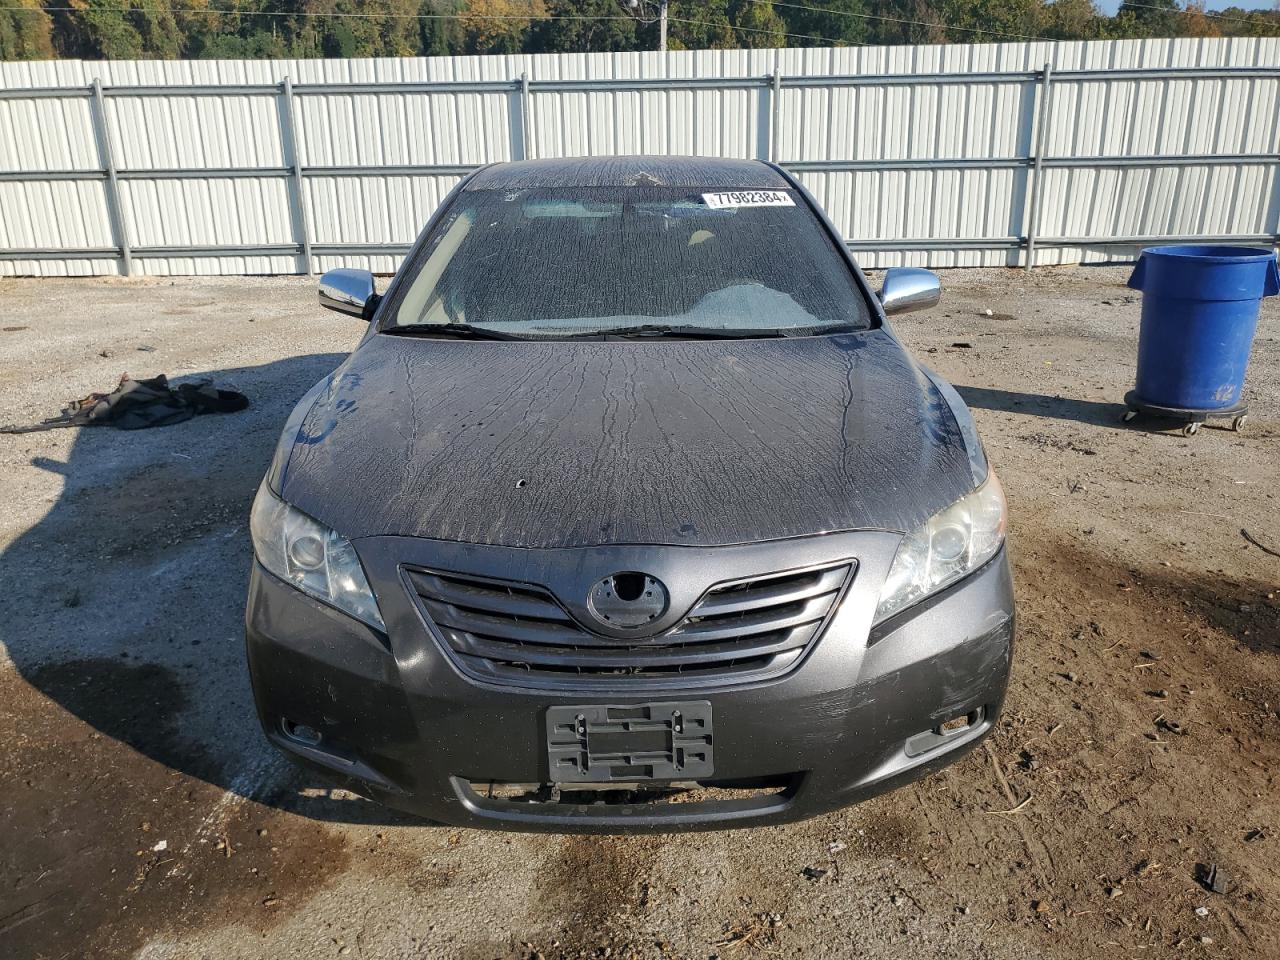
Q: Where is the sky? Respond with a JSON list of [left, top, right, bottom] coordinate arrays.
[[1094, 0, 1276, 11]]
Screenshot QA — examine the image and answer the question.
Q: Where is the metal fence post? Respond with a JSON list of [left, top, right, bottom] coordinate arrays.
[[1023, 62, 1053, 272], [279, 76, 313, 276], [89, 78, 132, 276], [769, 67, 782, 162], [518, 72, 532, 160]]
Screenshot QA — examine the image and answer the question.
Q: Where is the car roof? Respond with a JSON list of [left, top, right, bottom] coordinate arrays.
[[462, 156, 789, 191]]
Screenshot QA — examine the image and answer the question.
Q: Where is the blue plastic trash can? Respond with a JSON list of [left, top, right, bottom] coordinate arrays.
[[1126, 245, 1279, 412]]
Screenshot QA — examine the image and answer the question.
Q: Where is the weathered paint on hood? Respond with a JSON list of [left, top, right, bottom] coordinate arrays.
[[278, 330, 976, 547]]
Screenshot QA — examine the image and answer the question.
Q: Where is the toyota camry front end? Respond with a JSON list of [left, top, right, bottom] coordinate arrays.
[[244, 156, 1014, 832]]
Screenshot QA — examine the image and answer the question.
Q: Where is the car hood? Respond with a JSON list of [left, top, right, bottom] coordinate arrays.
[[277, 330, 977, 548]]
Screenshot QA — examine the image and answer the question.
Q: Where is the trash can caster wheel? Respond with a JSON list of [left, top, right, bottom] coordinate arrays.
[[1231, 415, 1248, 432], [1122, 409, 1139, 423], [1182, 422, 1200, 437]]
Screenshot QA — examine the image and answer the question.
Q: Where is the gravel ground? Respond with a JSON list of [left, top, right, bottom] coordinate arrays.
[[0, 267, 1277, 960]]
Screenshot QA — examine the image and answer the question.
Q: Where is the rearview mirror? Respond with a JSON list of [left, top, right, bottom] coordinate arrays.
[[878, 268, 941, 315], [319, 269, 378, 321]]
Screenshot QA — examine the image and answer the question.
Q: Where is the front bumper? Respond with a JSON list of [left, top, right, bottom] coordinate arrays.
[[245, 532, 1014, 832]]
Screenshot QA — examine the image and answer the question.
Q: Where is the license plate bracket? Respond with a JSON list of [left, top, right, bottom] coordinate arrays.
[[546, 701, 713, 783]]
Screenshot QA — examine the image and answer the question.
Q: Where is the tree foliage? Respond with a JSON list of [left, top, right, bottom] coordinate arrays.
[[1, 1, 54, 60], [0, 0, 1275, 60]]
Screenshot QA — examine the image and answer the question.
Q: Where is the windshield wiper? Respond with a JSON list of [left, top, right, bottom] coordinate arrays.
[[565, 323, 869, 340], [561, 324, 791, 340], [386, 322, 866, 341], [384, 323, 531, 341]]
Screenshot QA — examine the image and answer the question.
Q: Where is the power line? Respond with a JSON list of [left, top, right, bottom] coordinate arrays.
[[666, 14, 860, 45], [4, 5, 637, 23], [744, 0, 1058, 43], [1119, 0, 1279, 26], [2, 4, 859, 46], [748, 0, 1276, 40], [5, 2, 1273, 45]]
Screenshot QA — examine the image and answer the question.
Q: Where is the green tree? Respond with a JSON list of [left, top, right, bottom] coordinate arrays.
[[18, 0, 1274, 63], [0, 0, 55, 59], [457, 0, 547, 54], [1112, 0, 1183, 37], [534, 0, 637, 52], [775, 0, 872, 47], [1038, 0, 1104, 39], [937, 0, 1041, 42], [1212, 6, 1280, 37], [668, 0, 736, 49], [178, 2, 291, 60], [50, 1, 144, 59], [420, 0, 462, 56], [730, 0, 787, 47], [863, 0, 947, 44]]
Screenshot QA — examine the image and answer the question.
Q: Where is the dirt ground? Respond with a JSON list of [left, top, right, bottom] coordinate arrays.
[[0, 267, 1277, 960]]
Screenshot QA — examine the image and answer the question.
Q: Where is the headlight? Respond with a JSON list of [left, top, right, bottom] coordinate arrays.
[[873, 471, 1007, 624], [250, 483, 385, 631]]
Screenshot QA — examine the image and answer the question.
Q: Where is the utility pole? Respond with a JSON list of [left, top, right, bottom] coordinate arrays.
[[621, 0, 669, 52]]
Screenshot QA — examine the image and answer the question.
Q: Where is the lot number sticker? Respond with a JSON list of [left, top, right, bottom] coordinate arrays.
[[701, 190, 795, 209]]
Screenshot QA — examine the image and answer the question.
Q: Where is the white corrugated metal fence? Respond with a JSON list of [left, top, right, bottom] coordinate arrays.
[[1, 36, 1277, 277]]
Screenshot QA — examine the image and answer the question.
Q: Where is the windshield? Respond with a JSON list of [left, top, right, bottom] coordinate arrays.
[[384, 185, 872, 338]]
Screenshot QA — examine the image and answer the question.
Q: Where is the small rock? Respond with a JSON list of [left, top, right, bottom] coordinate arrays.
[[958, 905, 971, 915], [1195, 906, 1209, 917], [1106, 887, 1123, 899], [1200, 936, 1214, 945], [1196, 863, 1230, 895], [1033, 900, 1049, 913], [1062, 672, 1078, 683], [151, 840, 168, 852], [827, 841, 847, 854], [950, 341, 973, 349], [1141, 650, 1163, 661], [802, 866, 829, 883], [137, 344, 157, 352]]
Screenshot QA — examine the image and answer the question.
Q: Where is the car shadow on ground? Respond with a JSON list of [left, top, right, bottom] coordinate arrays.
[[1, 351, 425, 828], [957, 384, 1130, 428]]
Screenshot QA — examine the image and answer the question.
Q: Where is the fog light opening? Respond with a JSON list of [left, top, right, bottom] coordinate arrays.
[[935, 709, 981, 738], [281, 718, 323, 746]]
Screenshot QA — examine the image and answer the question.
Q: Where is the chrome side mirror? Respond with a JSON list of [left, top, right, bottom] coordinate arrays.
[[878, 267, 941, 315], [319, 268, 378, 320]]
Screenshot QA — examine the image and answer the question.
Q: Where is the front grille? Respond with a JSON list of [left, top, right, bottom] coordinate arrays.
[[404, 561, 853, 689]]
